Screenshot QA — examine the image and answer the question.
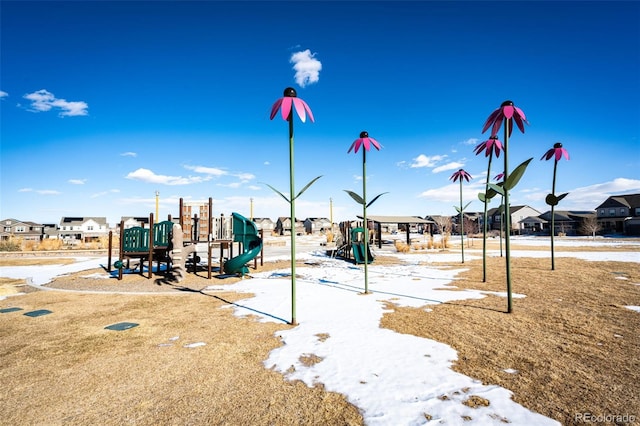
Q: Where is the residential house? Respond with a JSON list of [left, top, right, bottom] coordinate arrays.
[[536, 210, 596, 236], [303, 217, 332, 234], [58, 217, 109, 244], [0, 218, 44, 241], [275, 217, 304, 235], [253, 217, 275, 234], [595, 193, 640, 235], [120, 216, 151, 229], [487, 205, 541, 235]]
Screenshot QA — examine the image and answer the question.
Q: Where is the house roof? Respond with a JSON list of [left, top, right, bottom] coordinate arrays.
[[358, 215, 434, 224], [595, 194, 640, 210]]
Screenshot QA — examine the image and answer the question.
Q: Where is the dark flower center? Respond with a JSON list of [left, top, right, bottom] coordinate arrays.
[[284, 87, 297, 97], [360, 131, 369, 138], [490, 135, 498, 140], [501, 100, 514, 107], [553, 142, 563, 148]]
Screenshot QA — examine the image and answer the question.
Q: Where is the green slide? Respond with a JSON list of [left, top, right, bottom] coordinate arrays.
[[223, 212, 263, 275], [350, 228, 374, 264]]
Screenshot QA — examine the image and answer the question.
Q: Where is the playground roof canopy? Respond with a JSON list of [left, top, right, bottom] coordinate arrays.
[[357, 215, 434, 224]]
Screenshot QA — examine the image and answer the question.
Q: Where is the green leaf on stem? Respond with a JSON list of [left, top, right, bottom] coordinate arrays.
[[366, 192, 389, 208], [265, 183, 291, 204], [505, 158, 533, 191], [294, 175, 323, 200], [545, 192, 570, 206], [344, 190, 365, 205], [488, 183, 505, 196]]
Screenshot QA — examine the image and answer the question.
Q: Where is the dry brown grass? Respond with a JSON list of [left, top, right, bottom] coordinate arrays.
[[1, 246, 639, 425], [0, 285, 362, 425], [381, 256, 640, 426]]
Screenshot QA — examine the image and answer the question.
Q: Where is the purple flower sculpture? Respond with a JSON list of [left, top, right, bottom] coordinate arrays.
[[450, 169, 472, 264], [482, 100, 532, 313], [345, 131, 387, 294], [475, 135, 503, 281], [269, 87, 321, 325], [541, 142, 570, 270]]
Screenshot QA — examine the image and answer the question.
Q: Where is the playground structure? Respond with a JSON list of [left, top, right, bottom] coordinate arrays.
[[108, 198, 264, 280], [334, 221, 375, 264]]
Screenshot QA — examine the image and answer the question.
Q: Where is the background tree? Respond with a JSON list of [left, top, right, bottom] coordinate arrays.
[[579, 215, 602, 239]]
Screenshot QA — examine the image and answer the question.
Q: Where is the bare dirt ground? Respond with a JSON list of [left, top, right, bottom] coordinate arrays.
[[1, 240, 639, 425]]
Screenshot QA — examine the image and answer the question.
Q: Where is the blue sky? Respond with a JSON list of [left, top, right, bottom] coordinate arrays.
[[1, 1, 639, 227]]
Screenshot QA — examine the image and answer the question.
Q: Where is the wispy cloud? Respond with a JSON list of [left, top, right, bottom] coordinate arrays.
[[18, 188, 61, 195], [91, 189, 120, 198], [0, 91, 8, 99], [23, 89, 88, 117], [234, 172, 255, 182], [126, 168, 212, 185], [68, 179, 86, 185], [526, 177, 640, 210], [432, 162, 465, 174], [120, 151, 137, 157], [463, 138, 479, 146], [410, 154, 447, 168], [290, 49, 322, 88], [184, 165, 227, 176]]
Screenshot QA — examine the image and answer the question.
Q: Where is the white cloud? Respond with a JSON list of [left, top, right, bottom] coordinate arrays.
[[290, 49, 322, 88], [68, 179, 86, 185], [0, 91, 8, 98], [410, 154, 447, 168], [125, 168, 212, 185], [463, 138, 479, 146], [184, 165, 227, 176], [91, 189, 120, 198], [120, 152, 137, 157], [526, 177, 640, 211], [234, 172, 255, 182], [433, 162, 465, 174], [264, 161, 271, 166], [17, 188, 60, 195], [23, 89, 88, 117]]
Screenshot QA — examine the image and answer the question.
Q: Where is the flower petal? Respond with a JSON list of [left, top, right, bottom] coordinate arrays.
[[301, 99, 315, 123], [270, 98, 283, 120], [503, 105, 514, 119], [482, 108, 501, 134], [292, 98, 307, 123], [280, 97, 293, 121], [369, 137, 381, 150], [514, 115, 526, 134]]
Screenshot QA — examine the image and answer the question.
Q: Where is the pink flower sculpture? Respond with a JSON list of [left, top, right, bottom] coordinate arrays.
[[348, 131, 381, 153], [450, 168, 472, 264], [482, 100, 528, 137], [270, 87, 314, 123], [541, 142, 570, 162], [494, 172, 505, 182], [474, 135, 503, 158], [541, 142, 570, 271], [450, 169, 472, 183]]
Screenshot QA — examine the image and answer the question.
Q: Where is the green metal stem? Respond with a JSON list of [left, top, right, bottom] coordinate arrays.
[[482, 154, 493, 282], [459, 180, 465, 263], [362, 148, 369, 294], [503, 120, 513, 313], [288, 115, 297, 325], [551, 159, 558, 271]]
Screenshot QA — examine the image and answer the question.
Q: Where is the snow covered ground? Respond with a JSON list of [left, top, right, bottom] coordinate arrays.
[[1, 235, 638, 425]]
